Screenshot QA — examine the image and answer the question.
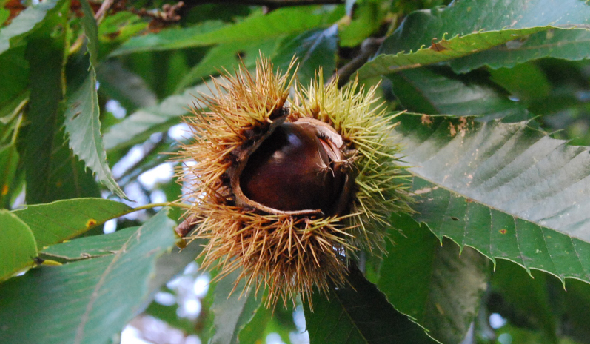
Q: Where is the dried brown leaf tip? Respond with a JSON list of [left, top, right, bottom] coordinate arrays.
[[177, 57, 412, 307]]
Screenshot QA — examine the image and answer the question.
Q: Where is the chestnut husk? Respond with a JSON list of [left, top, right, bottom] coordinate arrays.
[[177, 58, 412, 307]]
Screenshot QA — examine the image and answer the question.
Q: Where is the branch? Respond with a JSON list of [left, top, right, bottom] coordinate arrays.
[[95, 0, 116, 23], [330, 37, 384, 88], [132, 1, 186, 23], [175, 216, 198, 238]]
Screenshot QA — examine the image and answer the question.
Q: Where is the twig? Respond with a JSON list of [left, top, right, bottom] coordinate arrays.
[[95, 0, 116, 23], [69, 0, 116, 54], [175, 216, 198, 238], [132, 1, 186, 23], [330, 37, 385, 88]]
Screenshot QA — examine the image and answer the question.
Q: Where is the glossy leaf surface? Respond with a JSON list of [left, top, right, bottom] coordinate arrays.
[[0, 210, 37, 280], [0, 209, 176, 344], [13, 198, 132, 249], [378, 213, 487, 343], [209, 269, 262, 344], [305, 264, 438, 344], [274, 25, 339, 83], [112, 7, 343, 55], [64, 63, 126, 198], [103, 82, 214, 151], [396, 115, 590, 283], [0, 0, 63, 54], [386, 67, 529, 120], [23, 4, 99, 204], [358, 0, 590, 79]]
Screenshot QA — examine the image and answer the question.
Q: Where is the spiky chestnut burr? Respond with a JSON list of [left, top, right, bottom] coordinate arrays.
[[177, 57, 411, 307]]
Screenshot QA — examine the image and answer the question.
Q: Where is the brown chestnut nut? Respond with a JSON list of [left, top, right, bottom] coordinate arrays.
[[239, 122, 342, 213]]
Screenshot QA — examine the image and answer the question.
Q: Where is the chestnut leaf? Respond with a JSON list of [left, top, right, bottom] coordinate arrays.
[[0, 210, 37, 281], [396, 114, 590, 284], [378, 213, 487, 344], [64, 64, 127, 199], [13, 198, 131, 249], [358, 0, 590, 80], [0, 209, 200, 344], [305, 263, 439, 344]]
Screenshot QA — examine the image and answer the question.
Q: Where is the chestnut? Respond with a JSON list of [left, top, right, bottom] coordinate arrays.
[[177, 57, 411, 307], [239, 121, 346, 214]]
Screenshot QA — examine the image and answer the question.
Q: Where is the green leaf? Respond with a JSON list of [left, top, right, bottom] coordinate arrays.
[[79, 0, 98, 65], [41, 226, 140, 259], [237, 303, 272, 343], [0, 0, 63, 55], [22, 8, 65, 200], [490, 259, 557, 341], [0, 210, 37, 281], [64, 61, 127, 199], [0, 209, 177, 344], [305, 264, 438, 344], [175, 37, 280, 93], [0, 7, 9, 26], [238, 302, 296, 344], [358, 0, 590, 79], [183, 3, 252, 23], [378, 213, 487, 343], [24, 125, 100, 204], [23, 2, 100, 204], [162, 50, 191, 98], [111, 20, 225, 55], [103, 81, 214, 151], [0, 45, 28, 109], [97, 11, 147, 60], [117, 237, 206, 335], [195, 267, 219, 344], [381, 0, 590, 57], [395, 114, 590, 283], [96, 60, 158, 111], [375, 214, 437, 317], [112, 6, 343, 55], [274, 25, 338, 84], [386, 67, 529, 120], [358, 27, 548, 80], [452, 28, 590, 73], [488, 62, 552, 104], [560, 278, 590, 343], [13, 198, 132, 249], [43, 225, 203, 277], [209, 269, 262, 344], [0, 94, 27, 146]]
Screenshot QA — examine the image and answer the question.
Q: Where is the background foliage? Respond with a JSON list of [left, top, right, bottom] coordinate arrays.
[[3, 0, 590, 343]]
